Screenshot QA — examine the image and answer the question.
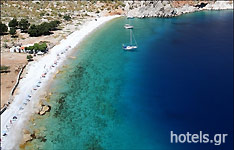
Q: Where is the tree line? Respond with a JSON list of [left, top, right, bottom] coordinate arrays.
[[28, 20, 61, 37], [0, 15, 72, 37], [0, 18, 30, 36]]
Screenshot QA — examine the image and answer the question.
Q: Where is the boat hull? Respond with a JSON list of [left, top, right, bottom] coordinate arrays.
[[122, 45, 137, 50]]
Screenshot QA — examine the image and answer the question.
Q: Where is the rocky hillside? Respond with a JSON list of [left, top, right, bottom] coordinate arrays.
[[124, 1, 233, 18]]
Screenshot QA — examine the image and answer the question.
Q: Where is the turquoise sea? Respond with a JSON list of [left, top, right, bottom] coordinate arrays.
[[26, 10, 233, 150]]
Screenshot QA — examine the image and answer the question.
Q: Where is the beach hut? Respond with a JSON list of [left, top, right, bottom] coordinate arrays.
[[19, 106, 24, 110], [10, 47, 16, 53], [15, 46, 20, 53], [13, 116, 17, 120], [20, 46, 25, 53]]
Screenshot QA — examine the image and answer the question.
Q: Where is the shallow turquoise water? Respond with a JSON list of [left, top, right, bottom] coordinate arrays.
[[27, 10, 233, 150]]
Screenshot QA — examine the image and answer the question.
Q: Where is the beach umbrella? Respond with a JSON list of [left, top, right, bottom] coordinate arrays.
[[13, 115, 17, 120], [2, 131, 7, 136]]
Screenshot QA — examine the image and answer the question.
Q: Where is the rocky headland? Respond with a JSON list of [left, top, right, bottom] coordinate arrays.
[[124, 1, 233, 18]]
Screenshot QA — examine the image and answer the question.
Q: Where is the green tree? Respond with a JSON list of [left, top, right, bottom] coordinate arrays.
[[28, 25, 38, 37], [39, 43, 47, 52], [19, 19, 30, 32], [33, 43, 40, 51], [8, 18, 18, 28], [37, 23, 50, 35], [9, 27, 16, 37], [28, 20, 61, 37], [26, 46, 34, 54], [0, 22, 8, 34]]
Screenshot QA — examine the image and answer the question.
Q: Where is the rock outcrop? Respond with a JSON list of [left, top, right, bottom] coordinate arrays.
[[22, 130, 33, 143], [124, 1, 233, 18], [38, 104, 51, 116]]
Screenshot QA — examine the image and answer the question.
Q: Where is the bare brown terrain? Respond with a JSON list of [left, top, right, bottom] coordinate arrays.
[[1, 52, 27, 108]]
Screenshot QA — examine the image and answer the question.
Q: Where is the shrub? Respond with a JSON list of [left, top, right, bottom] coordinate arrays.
[[27, 55, 33, 61], [40, 12, 45, 17], [0, 22, 8, 34], [49, 20, 61, 30], [0, 65, 10, 73], [8, 18, 18, 28], [64, 14, 71, 21]]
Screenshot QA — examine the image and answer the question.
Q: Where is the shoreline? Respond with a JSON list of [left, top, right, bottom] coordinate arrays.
[[0, 15, 120, 150]]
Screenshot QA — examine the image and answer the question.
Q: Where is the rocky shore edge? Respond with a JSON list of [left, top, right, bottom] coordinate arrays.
[[125, 1, 233, 18], [20, 103, 51, 148]]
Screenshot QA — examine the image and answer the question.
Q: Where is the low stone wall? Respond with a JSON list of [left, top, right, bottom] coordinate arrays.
[[10, 64, 27, 95], [0, 64, 27, 114]]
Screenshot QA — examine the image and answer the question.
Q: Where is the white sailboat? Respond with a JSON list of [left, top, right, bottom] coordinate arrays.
[[122, 29, 138, 51], [124, 24, 134, 29], [127, 16, 134, 19], [124, 16, 134, 29]]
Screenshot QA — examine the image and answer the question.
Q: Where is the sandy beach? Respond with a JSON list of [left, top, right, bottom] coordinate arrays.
[[0, 15, 120, 149]]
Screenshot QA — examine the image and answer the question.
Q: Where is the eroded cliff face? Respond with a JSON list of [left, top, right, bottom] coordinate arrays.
[[124, 1, 233, 18]]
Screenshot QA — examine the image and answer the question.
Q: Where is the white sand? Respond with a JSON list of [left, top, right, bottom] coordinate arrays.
[[0, 15, 120, 149]]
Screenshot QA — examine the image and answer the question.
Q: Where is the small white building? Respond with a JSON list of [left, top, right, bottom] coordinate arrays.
[[37, 51, 44, 55]]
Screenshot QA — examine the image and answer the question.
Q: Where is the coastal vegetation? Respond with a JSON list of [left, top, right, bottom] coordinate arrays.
[[9, 27, 16, 37], [19, 19, 30, 32], [28, 20, 60, 37], [0, 65, 10, 73], [25, 42, 48, 53], [63, 14, 71, 21], [0, 22, 8, 34], [8, 18, 18, 28], [26, 55, 33, 61]]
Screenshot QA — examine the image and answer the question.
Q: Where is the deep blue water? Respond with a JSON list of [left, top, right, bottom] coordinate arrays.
[[28, 10, 233, 150], [121, 10, 233, 150]]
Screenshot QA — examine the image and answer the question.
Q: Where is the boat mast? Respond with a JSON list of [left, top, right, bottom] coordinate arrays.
[[130, 29, 132, 45], [132, 30, 137, 46]]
